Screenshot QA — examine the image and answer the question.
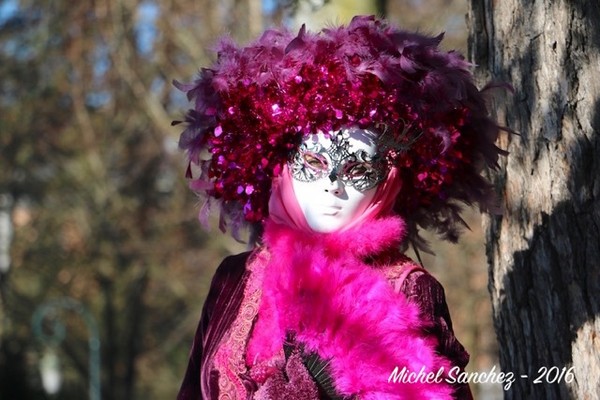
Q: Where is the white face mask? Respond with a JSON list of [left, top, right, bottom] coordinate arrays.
[[290, 128, 385, 233]]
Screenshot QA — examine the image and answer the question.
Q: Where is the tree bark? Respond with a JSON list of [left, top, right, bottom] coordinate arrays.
[[468, 1, 600, 399]]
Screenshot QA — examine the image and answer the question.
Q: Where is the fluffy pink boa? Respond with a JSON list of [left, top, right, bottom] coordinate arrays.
[[246, 216, 454, 399]]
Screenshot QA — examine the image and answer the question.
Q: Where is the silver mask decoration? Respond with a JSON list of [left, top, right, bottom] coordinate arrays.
[[289, 130, 387, 192]]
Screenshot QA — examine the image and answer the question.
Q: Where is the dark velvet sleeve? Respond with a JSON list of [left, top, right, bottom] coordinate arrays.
[[400, 270, 474, 400], [177, 252, 252, 400]]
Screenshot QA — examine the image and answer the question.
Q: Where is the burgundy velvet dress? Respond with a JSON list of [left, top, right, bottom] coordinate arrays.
[[177, 250, 473, 400]]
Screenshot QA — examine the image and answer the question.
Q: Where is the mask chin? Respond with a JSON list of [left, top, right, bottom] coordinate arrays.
[[298, 190, 378, 233]]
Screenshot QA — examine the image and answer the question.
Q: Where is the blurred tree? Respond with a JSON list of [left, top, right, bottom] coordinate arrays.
[[0, 0, 246, 398], [469, 1, 600, 398], [387, 0, 468, 51]]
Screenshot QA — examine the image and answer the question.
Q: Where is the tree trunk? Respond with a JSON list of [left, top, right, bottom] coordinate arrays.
[[467, 1, 600, 399]]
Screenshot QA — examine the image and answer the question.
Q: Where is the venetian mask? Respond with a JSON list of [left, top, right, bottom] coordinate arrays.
[[289, 128, 386, 232]]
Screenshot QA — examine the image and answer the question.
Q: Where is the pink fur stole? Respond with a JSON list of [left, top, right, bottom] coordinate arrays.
[[246, 216, 454, 399]]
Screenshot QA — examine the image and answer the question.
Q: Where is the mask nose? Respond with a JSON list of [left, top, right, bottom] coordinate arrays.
[[328, 170, 338, 183], [325, 170, 343, 195]]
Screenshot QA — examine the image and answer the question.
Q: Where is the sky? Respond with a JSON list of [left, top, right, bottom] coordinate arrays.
[[0, 0, 18, 24]]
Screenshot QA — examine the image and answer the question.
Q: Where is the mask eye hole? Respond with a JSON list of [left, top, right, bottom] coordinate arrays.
[[342, 161, 370, 178], [303, 152, 328, 171]]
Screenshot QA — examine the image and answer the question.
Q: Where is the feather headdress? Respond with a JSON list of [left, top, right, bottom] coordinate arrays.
[[175, 15, 505, 244]]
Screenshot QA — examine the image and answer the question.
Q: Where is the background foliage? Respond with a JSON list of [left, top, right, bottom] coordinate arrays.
[[0, 0, 499, 398]]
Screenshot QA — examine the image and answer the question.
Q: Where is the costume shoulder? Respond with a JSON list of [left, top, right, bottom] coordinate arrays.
[[176, 251, 252, 400], [377, 258, 452, 327], [212, 251, 253, 284], [374, 254, 424, 292], [399, 269, 457, 335], [200, 251, 252, 314]]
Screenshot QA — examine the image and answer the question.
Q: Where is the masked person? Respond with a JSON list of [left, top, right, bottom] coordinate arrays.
[[175, 15, 505, 400]]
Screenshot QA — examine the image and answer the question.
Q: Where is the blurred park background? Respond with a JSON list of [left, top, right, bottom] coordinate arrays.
[[0, 0, 502, 398]]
